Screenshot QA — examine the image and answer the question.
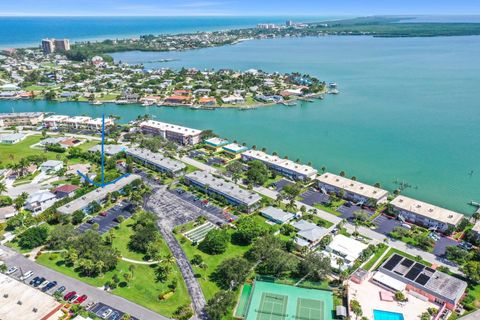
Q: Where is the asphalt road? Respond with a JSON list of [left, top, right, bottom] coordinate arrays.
[[0, 245, 169, 320], [144, 185, 208, 320]]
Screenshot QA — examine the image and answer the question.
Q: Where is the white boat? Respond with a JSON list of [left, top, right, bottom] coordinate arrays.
[[91, 100, 103, 105]]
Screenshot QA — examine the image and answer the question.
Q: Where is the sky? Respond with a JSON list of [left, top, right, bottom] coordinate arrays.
[[1, 0, 480, 16]]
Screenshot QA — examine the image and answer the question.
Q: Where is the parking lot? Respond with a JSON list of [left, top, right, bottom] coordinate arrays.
[[371, 214, 403, 235], [77, 201, 135, 234], [90, 302, 138, 320], [336, 204, 376, 220], [169, 188, 238, 223], [299, 189, 330, 206]]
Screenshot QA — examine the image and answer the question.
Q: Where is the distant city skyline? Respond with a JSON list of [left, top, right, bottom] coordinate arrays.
[[1, 0, 480, 16]]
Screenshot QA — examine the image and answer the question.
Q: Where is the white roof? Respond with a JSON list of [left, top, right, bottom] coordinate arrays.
[[126, 147, 186, 173], [27, 191, 56, 204], [223, 143, 248, 153], [140, 120, 202, 136], [44, 115, 70, 122], [391, 195, 463, 226], [89, 144, 126, 155], [0, 273, 62, 320], [0, 133, 25, 141], [41, 160, 63, 168], [327, 234, 368, 262], [205, 137, 228, 146], [317, 172, 388, 201], [472, 221, 480, 233], [57, 174, 140, 214], [242, 150, 317, 177], [372, 271, 407, 292], [65, 116, 91, 123], [260, 206, 294, 224], [292, 220, 328, 243]]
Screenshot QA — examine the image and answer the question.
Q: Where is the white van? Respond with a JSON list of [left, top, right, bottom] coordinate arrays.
[[20, 270, 34, 281]]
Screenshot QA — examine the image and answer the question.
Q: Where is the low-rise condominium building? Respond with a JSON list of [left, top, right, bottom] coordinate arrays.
[[317, 172, 389, 205], [43, 115, 114, 130], [241, 149, 318, 181], [204, 137, 229, 151], [292, 220, 329, 248], [0, 112, 45, 127], [139, 120, 202, 145], [56, 174, 140, 214], [378, 253, 467, 310], [0, 133, 26, 144], [126, 147, 186, 176], [390, 195, 463, 232], [184, 171, 262, 212]]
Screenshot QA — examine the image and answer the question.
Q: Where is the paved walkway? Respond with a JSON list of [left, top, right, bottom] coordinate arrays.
[[0, 245, 169, 320], [121, 257, 161, 265]]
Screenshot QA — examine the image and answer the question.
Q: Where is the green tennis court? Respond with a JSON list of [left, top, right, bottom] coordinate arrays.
[[255, 293, 288, 320], [239, 280, 333, 320], [296, 298, 324, 320]]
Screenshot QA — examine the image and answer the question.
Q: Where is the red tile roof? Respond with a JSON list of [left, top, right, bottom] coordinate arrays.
[[53, 184, 79, 194]]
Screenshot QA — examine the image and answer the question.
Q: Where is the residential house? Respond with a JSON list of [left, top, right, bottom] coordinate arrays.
[[25, 190, 57, 214], [260, 206, 295, 224], [40, 160, 63, 172]]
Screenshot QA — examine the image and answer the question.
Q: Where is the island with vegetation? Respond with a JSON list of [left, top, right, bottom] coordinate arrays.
[[0, 47, 330, 108]]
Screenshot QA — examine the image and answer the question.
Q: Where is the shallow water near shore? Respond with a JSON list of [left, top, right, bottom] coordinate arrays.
[[2, 35, 480, 215]]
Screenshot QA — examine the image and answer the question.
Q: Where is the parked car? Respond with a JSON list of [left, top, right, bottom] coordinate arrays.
[[6, 266, 18, 275], [85, 301, 95, 310], [99, 211, 107, 217], [69, 294, 79, 302], [38, 279, 50, 289], [101, 308, 113, 319], [74, 294, 88, 304], [29, 276, 40, 285], [64, 291, 76, 301], [401, 223, 412, 230], [87, 219, 95, 224], [42, 281, 58, 292], [20, 270, 34, 281], [109, 311, 121, 320], [55, 286, 66, 294], [34, 277, 46, 287]]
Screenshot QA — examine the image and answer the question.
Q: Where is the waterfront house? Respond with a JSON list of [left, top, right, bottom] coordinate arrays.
[[184, 171, 262, 213], [198, 96, 216, 106], [390, 195, 463, 232], [221, 95, 245, 104], [140, 120, 202, 145], [378, 253, 467, 310], [241, 150, 317, 181], [164, 95, 192, 105], [126, 147, 186, 177], [25, 190, 57, 215], [204, 137, 229, 151], [317, 172, 389, 205], [222, 143, 248, 158], [260, 206, 295, 224]]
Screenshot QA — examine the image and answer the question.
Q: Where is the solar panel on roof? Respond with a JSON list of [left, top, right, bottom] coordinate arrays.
[[400, 259, 414, 268], [415, 274, 430, 286], [405, 264, 425, 281], [384, 254, 403, 271]]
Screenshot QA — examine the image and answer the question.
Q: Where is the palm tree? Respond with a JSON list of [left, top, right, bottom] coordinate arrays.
[[472, 212, 480, 223], [276, 193, 284, 205], [0, 182, 6, 195], [321, 166, 326, 173]]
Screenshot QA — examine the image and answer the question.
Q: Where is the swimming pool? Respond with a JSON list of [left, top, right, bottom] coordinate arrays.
[[373, 310, 405, 320]]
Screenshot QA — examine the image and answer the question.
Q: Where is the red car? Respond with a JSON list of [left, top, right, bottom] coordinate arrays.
[[64, 291, 76, 301], [99, 211, 107, 217], [74, 294, 88, 304]]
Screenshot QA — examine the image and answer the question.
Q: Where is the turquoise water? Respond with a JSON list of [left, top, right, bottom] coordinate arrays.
[[373, 310, 405, 320], [2, 35, 480, 214]]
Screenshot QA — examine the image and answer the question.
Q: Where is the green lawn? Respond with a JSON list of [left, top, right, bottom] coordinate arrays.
[[175, 230, 251, 300], [37, 254, 189, 316], [0, 135, 61, 165], [362, 245, 389, 271], [78, 140, 100, 151]]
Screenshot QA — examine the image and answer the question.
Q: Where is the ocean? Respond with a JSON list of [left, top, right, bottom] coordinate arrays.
[[0, 18, 479, 214]]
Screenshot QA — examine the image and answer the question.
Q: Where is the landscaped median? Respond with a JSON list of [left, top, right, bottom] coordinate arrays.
[[36, 216, 191, 317]]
